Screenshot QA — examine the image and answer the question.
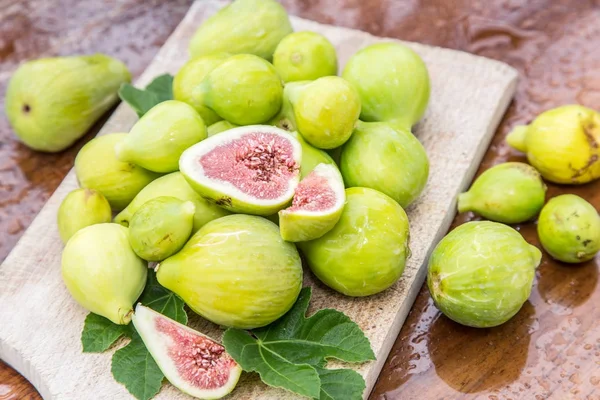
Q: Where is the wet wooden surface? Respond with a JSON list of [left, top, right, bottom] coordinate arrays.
[[0, 0, 599, 399]]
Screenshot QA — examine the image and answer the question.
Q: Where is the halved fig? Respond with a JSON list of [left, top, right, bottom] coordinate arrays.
[[278, 163, 345, 242], [180, 125, 302, 215], [132, 304, 242, 399]]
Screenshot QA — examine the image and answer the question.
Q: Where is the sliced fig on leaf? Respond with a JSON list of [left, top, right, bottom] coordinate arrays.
[[180, 125, 302, 215], [132, 304, 241, 399], [279, 163, 345, 242]]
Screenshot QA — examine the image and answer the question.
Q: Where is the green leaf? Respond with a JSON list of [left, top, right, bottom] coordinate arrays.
[[119, 74, 173, 117], [81, 313, 131, 353], [222, 287, 375, 400], [138, 268, 187, 324], [111, 332, 164, 400]]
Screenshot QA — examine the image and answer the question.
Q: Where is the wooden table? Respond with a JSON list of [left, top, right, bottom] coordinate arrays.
[[1, 1, 599, 399]]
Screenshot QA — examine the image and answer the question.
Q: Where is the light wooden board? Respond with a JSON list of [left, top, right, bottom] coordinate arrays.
[[0, 1, 518, 399]]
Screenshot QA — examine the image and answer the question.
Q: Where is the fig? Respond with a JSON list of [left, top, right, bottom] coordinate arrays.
[[129, 197, 196, 262], [75, 133, 160, 210], [427, 221, 541, 328], [133, 304, 241, 399], [207, 121, 239, 137], [180, 125, 302, 216], [340, 121, 429, 207], [299, 187, 410, 297], [272, 31, 338, 82], [457, 162, 547, 224], [189, 0, 292, 60], [114, 172, 230, 233], [115, 100, 207, 173], [272, 76, 361, 149], [193, 54, 283, 126], [61, 223, 147, 325], [291, 131, 336, 178], [506, 105, 600, 184], [157, 215, 303, 329], [5, 54, 131, 152], [537, 194, 600, 263], [342, 42, 430, 129], [173, 53, 230, 126], [57, 188, 112, 243], [279, 163, 345, 242]]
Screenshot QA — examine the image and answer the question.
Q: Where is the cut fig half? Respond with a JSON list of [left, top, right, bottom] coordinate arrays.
[[132, 304, 242, 400], [180, 125, 302, 215], [278, 163, 345, 242]]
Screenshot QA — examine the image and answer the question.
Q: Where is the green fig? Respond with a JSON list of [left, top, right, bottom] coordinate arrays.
[[62, 223, 147, 325], [172, 53, 230, 126], [506, 105, 600, 184], [194, 54, 283, 125], [342, 42, 430, 130], [129, 197, 196, 261], [75, 133, 160, 210], [57, 188, 112, 243], [340, 121, 429, 207], [290, 131, 336, 178], [115, 100, 207, 173], [207, 120, 239, 137], [114, 172, 230, 233], [537, 194, 600, 263], [427, 221, 541, 328], [5, 54, 131, 152], [189, 0, 292, 60], [299, 187, 410, 297], [457, 162, 547, 224], [273, 31, 338, 82], [157, 215, 303, 329]]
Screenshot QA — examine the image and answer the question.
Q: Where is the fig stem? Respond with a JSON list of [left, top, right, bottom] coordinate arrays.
[[457, 191, 472, 214], [506, 125, 528, 153]]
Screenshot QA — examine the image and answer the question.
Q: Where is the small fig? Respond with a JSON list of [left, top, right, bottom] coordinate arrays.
[[537, 194, 600, 263], [189, 0, 292, 60], [457, 162, 547, 224], [342, 42, 430, 129], [115, 100, 207, 173], [129, 197, 196, 262], [273, 31, 338, 82], [299, 187, 410, 297], [194, 54, 283, 125], [340, 121, 429, 207], [114, 172, 230, 233], [427, 221, 541, 328], [57, 188, 112, 243], [75, 133, 160, 211], [173, 53, 230, 126], [506, 105, 600, 184], [207, 121, 239, 137], [5, 54, 131, 152], [157, 215, 303, 329], [61, 223, 147, 325]]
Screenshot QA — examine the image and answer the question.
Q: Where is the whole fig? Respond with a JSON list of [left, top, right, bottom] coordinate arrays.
[[291, 131, 336, 178], [273, 31, 338, 82], [57, 188, 112, 243], [207, 120, 239, 137]]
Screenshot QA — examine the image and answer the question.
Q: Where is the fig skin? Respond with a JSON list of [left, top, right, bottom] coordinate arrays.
[[194, 54, 283, 126], [61, 223, 147, 325], [340, 121, 429, 208], [457, 162, 547, 224], [75, 133, 160, 211], [207, 120, 239, 137], [157, 215, 303, 329], [114, 172, 230, 233], [115, 100, 207, 173], [299, 187, 410, 297], [273, 31, 338, 82], [57, 188, 112, 244], [189, 0, 292, 60], [506, 105, 600, 184], [129, 197, 196, 262], [173, 53, 230, 126], [537, 194, 600, 263], [342, 42, 430, 130], [427, 221, 541, 328], [5, 54, 131, 152]]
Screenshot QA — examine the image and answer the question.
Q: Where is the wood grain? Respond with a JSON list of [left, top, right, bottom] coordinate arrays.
[[0, 1, 517, 399]]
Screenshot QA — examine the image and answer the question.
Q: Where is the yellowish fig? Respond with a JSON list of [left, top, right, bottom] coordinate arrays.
[[57, 188, 112, 243]]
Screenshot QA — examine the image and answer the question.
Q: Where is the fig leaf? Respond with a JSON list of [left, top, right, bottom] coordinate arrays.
[[119, 74, 174, 118], [81, 313, 130, 353], [222, 287, 374, 399]]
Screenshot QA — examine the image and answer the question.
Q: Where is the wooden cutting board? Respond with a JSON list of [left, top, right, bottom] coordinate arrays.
[[0, 1, 518, 399]]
